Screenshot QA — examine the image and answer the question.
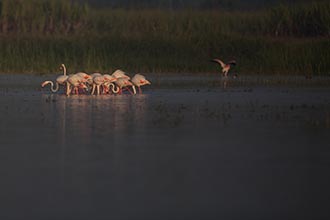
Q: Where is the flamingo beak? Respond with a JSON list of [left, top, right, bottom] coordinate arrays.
[[41, 82, 47, 87], [140, 80, 151, 85]]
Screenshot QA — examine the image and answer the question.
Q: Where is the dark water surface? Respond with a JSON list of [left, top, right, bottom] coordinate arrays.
[[0, 74, 330, 220]]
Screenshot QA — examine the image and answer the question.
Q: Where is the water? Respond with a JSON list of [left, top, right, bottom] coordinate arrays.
[[0, 74, 330, 220]]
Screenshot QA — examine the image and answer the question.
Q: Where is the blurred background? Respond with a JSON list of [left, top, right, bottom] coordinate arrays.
[[0, 0, 329, 75]]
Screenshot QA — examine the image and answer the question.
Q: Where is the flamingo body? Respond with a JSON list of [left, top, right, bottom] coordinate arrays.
[[114, 77, 134, 95], [211, 59, 236, 77], [112, 69, 130, 80], [131, 74, 151, 94], [66, 74, 88, 96]]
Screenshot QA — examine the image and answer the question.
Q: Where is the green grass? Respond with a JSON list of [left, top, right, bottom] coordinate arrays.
[[0, 0, 329, 75]]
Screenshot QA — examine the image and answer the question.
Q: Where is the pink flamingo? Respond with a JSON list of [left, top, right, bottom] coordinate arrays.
[[91, 74, 118, 95], [41, 64, 69, 93], [114, 77, 134, 95], [211, 58, 236, 77], [131, 74, 151, 94], [111, 69, 130, 80], [66, 74, 88, 96]]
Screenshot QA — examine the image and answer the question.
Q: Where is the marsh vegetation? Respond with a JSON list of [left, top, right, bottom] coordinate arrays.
[[0, 0, 329, 75]]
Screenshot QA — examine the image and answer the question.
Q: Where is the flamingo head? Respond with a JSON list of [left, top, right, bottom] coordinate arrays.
[[87, 78, 94, 85], [124, 80, 133, 86], [79, 76, 90, 83], [82, 74, 92, 82], [109, 77, 117, 83], [84, 75, 91, 80], [140, 79, 151, 85], [41, 81, 48, 87], [79, 83, 88, 90]]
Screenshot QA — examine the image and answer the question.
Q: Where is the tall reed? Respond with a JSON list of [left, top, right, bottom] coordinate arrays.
[[0, 0, 329, 75]]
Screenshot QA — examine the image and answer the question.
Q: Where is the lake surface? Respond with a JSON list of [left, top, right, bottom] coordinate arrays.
[[0, 74, 330, 220]]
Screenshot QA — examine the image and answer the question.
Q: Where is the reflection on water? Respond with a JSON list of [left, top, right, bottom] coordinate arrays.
[[222, 76, 228, 89], [41, 94, 149, 146], [40, 94, 151, 196]]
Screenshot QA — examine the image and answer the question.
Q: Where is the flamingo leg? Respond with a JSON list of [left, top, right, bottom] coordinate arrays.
[[91, 84, 96, 95], [64, 83, 68, 95], [103, 85, 109, 94], [139, 87, 142, 94], [101, 85, 105, 94], [66, 83, 71, 96], [97, 85, 100, 95], [126, 87, 134, 95]]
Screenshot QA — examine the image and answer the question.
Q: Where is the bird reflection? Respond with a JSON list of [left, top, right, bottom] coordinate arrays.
[[41, 93, 149, 188], [41, 94, 149, 147], [222, 77, 228, 89]]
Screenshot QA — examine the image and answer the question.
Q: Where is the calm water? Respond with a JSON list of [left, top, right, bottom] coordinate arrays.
[[0, 74, 330, 220]]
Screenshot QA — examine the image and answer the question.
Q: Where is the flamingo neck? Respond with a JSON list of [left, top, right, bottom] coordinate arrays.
[[44, 81, 59, 93], [42, 81, 59, 93], [110, 83, 120, 93], [62, 65, 67, 76], [51, 82, 59, 92]]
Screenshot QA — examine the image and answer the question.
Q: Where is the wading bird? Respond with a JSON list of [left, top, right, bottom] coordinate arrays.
[[114, 77, 134, 95], [211, 58, 236, 77], [102, 74, 118, 94], [66, 74, 88, 96], [91, 74, 118, 95], [112, 69, 130, 80], [131, 74, 151, 94], [75, 72, 92, 82], [41, 64, 69, 93]]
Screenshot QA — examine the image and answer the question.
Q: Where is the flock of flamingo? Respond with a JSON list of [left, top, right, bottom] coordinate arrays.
[[41, 64, 151, 96], [41, 58, 236, 95]]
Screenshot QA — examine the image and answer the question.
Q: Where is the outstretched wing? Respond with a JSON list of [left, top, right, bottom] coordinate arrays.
[[228, 60, 237, 66], [211, 58, 226, 68]]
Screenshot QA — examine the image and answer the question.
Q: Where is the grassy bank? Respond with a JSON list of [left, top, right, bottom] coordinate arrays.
[[1, 36, 329, 76], [0, 0, 329, 75]]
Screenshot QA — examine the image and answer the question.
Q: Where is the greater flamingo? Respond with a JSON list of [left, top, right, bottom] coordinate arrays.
[[66, 74, 88, 96], [87, 73, 102, 85], [211, 59, 236, 77], [131, 74, 151, 94], [102, 74, 118, 94], [114, 77, 134, 95], [41, 64, 69, 93], [91, 74, 118, 95], [112, 69, 130, 80], [75, 72, 92, 82]]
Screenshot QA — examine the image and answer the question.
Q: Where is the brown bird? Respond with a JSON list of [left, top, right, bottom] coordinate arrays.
[[211, 59, 236, 77]]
